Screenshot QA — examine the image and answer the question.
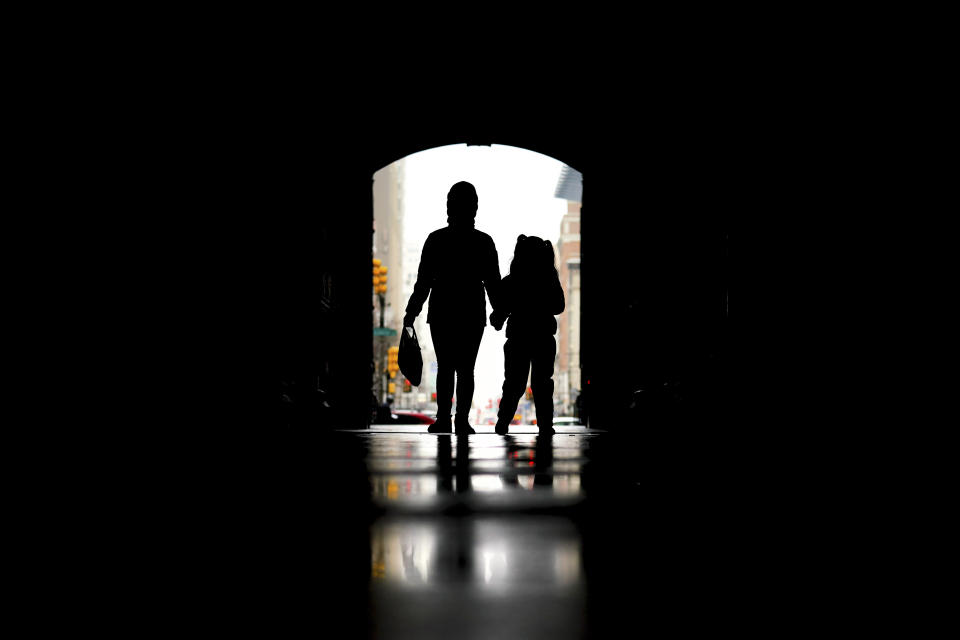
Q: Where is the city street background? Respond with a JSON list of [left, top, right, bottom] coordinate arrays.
[[373, 144, 581, 424], [403, 144, 568, 410]]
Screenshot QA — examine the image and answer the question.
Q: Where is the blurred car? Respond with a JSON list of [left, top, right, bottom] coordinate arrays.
[[388, 410, 436, 425]]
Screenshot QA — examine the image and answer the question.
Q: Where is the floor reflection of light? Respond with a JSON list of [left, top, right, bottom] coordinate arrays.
[[553, 540, 582, 586], [470, 447, 509, 460], [552, 474, 581, 494], [553, 448, 587, 459], [370, 519, 436, 586], [481, 550, 508, 584], [365, 435, 441, 460], [472, 459, 514, 471], [473, 518, 584, 592], [371, 516, 584, 593], [470, 474, 504, 492], [371, 475, 438, 501], [369, 460, 438, 472]]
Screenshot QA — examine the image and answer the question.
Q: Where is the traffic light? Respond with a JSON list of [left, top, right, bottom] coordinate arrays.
[[373, 259, 387, 294], [525, 386, 533, 400], [431, 392, 437, 402], [403, 379, 411, 393], [387, 346, 399, 376]]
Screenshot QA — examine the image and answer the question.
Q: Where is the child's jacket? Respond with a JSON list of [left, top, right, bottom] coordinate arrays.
[[496, 272, 565, 339]]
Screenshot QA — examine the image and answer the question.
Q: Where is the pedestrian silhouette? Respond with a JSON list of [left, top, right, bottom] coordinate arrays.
[[490, 235, 565, 434], [404, 181, 501, 434]]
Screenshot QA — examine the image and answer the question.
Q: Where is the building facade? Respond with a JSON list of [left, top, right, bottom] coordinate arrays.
[[373, 161, 405, 404], [555, 166, 582, 418]]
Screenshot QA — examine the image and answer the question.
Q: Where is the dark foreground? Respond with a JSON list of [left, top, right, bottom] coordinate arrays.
[[234, 421, 810, 638]]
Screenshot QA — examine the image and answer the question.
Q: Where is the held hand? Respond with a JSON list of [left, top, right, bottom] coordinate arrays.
[[490, 311, 504, 331]]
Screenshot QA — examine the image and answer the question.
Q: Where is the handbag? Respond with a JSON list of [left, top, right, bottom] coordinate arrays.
[[398, 326, 423, 386]]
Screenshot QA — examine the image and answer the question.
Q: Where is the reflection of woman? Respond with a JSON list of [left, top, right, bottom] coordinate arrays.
[[436, 435, 453, 493], [436, 434, 472, 494], [404, 182, 502, 434]]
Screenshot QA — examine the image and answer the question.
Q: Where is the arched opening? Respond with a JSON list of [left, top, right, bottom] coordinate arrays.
[[370, 144, 583, 430], [279, 122, 730, 436], [267, 116, 737, 638]]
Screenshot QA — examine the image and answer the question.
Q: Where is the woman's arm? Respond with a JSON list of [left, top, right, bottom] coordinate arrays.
[[404, 236, 435, 325], [482, 235, 503, 313], [490, 274, 512, 329]]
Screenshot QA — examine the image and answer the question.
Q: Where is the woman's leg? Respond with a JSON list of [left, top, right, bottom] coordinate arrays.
[[453, 324, 485, 430], [431, 323, 455, 429]]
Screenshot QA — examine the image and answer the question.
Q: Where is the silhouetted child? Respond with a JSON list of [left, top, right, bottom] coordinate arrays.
[[490, 235, 565, 435]]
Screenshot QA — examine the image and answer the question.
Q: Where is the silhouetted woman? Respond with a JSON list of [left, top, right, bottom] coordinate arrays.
[[404, 182, 502, 434], [490, 235, 565, 435]]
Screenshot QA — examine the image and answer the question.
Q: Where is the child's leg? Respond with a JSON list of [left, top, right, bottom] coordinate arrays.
[[497, 338, 530, 429], [530, 335, 557, 429]]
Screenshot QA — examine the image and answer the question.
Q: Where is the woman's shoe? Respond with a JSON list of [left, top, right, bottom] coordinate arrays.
[[428, 417, 452, 433], [494, 420, 510, 435], [454, 419, 476, 435]]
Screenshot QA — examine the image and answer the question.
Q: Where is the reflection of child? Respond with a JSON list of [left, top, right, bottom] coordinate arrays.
[[490, 235, 565, 434]]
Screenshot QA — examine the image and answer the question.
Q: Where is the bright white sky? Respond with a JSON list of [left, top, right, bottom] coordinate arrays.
[[401, 144, 569, 409]]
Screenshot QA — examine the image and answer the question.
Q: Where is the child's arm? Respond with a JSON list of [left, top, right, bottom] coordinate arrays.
[[490, 275, 512, 330]]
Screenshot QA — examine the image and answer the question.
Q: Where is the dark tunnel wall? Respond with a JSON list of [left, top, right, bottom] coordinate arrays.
[[274, 111, 735, 431], [159, 71, 854, 633]]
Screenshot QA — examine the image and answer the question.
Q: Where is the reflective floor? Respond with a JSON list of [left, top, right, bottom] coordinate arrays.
[[361, 428, 592, 513], [338, 426, 632, 639], [254, 420, 785, 638]]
